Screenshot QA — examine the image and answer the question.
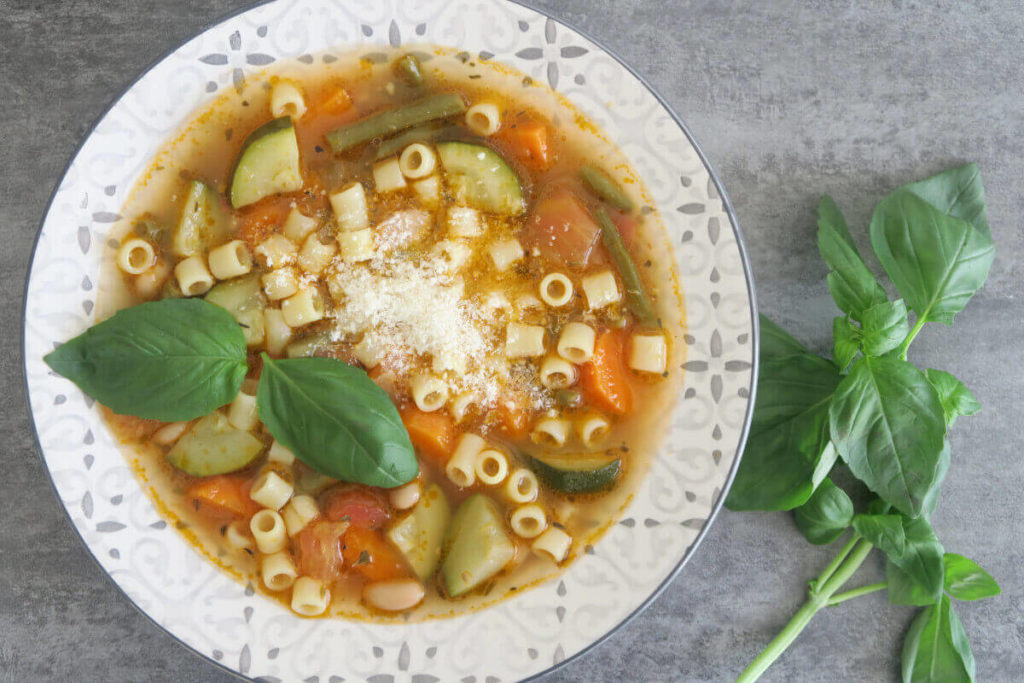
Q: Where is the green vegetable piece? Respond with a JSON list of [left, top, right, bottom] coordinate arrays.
[[901, 595, 975, 683], [579, 164, 634, 212], [832, 316, 860, 370], [285, 330, 333, 358], [436, 141, 524, 215], [924, 369, 981, 429], [859, 299, 910, 356], [553, 388, 582, 408], [43, 299, 247, 422], [387, 484, 451, 580], [793, 478, 853, 545], [759, 314, 808, 358], [919, 439, 951, 519], [594, 208, 657, 325], [174, 179, 232, 257], [441, 494, 516, 598], [327, 93, 467, 153], [726, 352, 841, 512], [902, 162, 989, 239], [393, 54, 424, 86], [204, 273, 267, 347], [870, 190, 994, 326], [166, 411, 264, 476], [817, 195, 888, 320], [256, 355, 417, 488], [942, 553, 1001, 601], [133, 215, 169, 248], [230, 117, 303, 208], [852, 513, 907, 557], [828, 355, 946, 517], [374, 122, 449, 160], [530, 453, 621, 494]]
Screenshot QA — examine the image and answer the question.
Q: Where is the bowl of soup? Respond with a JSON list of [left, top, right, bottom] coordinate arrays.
[[23, 0, 757, 680]]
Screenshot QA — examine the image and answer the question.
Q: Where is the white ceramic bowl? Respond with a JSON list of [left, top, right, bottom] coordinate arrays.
[[23, 1, 757, 680]]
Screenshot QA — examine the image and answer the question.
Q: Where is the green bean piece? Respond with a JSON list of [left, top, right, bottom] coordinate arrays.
[[326, 93, 467, 153], [595, 207, 658, 326], [133, 216, 168, 247], [580, 165, 634, 212], [554, 389, 582, 408], [394, 54, 424, 86], [374, 122, 449, 160]]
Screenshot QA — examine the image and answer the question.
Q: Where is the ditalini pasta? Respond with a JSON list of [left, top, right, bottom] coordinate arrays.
[[93, 48, 682, 621]]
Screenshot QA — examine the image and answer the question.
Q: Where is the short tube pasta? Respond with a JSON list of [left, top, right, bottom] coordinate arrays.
[[373, 158, 407, 192], [337, 228, 374, 263], [474, 449, 508, 486], [224, 521, 253, 551], [117, 237, 156, 275], [539, 356, 577, 390], [449, 391, 476, 422], [505, 322, 546, 358], [447, 433, 485, 488], [282, 494, 319, 537], [505, 468, 539, 504], [250, 509, 287, 554], [261, 551, 298, 591], [331, 182, 369, 232], [446, 206, 481, 237], [227, 390, 259, 432], [207, 239, 253, 280], [581, 270, 621, 310], [629, 332, 668, 374], [510, 504, 547, 539], [398, 143, 436, 179], [532, 527, 572, 563], [488, 238, 524, 271], [353, 333, 384, 369], [282, 207, 319, 242], [539, 273, 573, 307], [291, 576, 330, 616], [174, 255, 214, 296], [152, 420, 190, 446], [254, 234, 297, 268], [267, 439, 296, 466], [134, 260, 171, 300], [410, 373, 448, 412], [465, 102, 501, 136], [412, 175, 440, 208], [250, 470, 293, 511], [578, 414, 611, 447], [557, 322, 596, 363], [298, 234, 337, 275], [263, 308, 293, 355], [269, 80, 306, 119], [262, 267, 300, 301], [281, 287, 325, 327], [531, 417, 570, 448]]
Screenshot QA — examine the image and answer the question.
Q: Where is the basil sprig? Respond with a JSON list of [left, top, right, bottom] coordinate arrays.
[[729, 164, 1000, 682]]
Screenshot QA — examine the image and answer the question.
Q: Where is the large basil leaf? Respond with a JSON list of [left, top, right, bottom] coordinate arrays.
[[920, 439, 951, 519], [888, 560, 936, 607], [943, 553, 1001, 601], [793, 478, 853, 545], [257, 355, 417, 488], [43, 298, 247, 421], [726, 353, 841, 511], [859, 299, 910, 356], [817, 195, 888, 319], [903, 162, 989, 239], [901, 595, 975, 683], [891, 515, 945, 602], [925, 369, 981, 428], [869, 190, 994, 326], [829, 356, 946, 517], [852, 513, 906, 557], [760, 313, 808, 358], [832, 316, 860, 370]]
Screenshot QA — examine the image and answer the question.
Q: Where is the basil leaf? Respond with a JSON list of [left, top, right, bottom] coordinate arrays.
[[817, 195, 888, 320], [256, 355, 417, 488], [760, 313, 808, 358], [832, 316, 860, 371], [859, 299, 910, 356], [892, 515, 945, 602], [829, 356, 946, 517], [920, 439, 951, 519], [869, 190, 994, 326], [793, 478, 853, 545], [901, 596, 975, 683], [902, 162, 989, 240], [852, 513, 906, 556], [888, 560, 936, 607], [726, 353, 841, 511], [43, 298, 247, 421], [943, 553, 1001, 601], [925, 369, 981, 428]]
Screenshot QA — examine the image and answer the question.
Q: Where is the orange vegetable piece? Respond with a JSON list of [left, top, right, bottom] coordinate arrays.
[[342, 527, 410, 582], [401, 407, 456, 466], [502, 120, 550, 170], [524, 190, 602, 265], [580, 330, 634, 415], [307, 86, 352, 117], [296, 520, 348, 582], [236, 195, 294, 244], [321, 484, 391, 529], [494, 400, 531, 439], [186, 474, 258, 520]]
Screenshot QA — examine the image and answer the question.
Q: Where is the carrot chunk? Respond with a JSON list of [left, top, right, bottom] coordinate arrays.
[[186, 474, 258, 519], [502, 120, 550, 170], [400, 407, 456, 466], [342, 527, 410, 582], [579, 330, 634, 415]]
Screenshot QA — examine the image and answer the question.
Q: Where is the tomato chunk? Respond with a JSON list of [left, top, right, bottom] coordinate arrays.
[[342, 526, 410, 582], [186, 474, 258, 520], [320, 484, 391, 529], [296, 520, 349, 582], [523, 191, 601, 266], [580, 330, 634, 415], [236, 195, 294, 244], [401, 407, 455, 466]]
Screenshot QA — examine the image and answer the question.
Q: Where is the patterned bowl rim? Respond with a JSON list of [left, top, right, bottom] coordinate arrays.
[[20, 0, 759, 680]]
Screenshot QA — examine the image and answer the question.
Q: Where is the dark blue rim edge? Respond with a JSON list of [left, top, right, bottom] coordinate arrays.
[[18, 1, 760, 681]]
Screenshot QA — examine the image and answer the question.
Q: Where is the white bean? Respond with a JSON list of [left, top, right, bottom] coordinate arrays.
[[362, 578, 425, 612], [389, 482, 421, 511]]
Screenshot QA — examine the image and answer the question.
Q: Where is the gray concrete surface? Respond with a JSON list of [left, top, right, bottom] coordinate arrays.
[[2, 0, 1022, 680]]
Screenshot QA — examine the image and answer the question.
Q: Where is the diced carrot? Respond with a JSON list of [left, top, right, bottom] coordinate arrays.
[[494, 400, 532, 440], [501, 120, 550, 170], [186, 474, 258, 520], [401, 407, 456, 466], [523, 190, 602, 266], [321, 484, 391, 529], [306, 86, 352, 118], [236, 195, 294, 244], [342, 527, 411, 582], [296, 520, 348, 582], [580, 330, 634, 415]]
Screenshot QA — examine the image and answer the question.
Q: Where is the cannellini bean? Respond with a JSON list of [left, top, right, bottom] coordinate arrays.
[[388, 482, 421, 511], [362, 578, 425, 612]]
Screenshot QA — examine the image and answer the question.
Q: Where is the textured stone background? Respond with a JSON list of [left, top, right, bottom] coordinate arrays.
[[3, 0, 1022, 681]]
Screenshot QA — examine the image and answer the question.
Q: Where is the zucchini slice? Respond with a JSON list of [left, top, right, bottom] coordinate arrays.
[[441, 494, 515, 598], [530, 452, 622, 493], [167, 412, 264, 476], [173, 179, 231, 257], [230, 117, 303, 208], [204, 273, 267, 347], [436, 141, 524, 215], [387, 484, 452, 581]]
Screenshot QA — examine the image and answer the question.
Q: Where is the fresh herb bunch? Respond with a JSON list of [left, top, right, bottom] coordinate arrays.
[[727, 164, 1001, 682]]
